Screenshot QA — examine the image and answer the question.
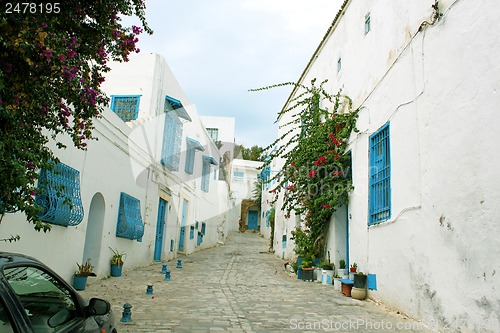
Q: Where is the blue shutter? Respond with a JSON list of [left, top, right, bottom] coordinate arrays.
[[201, 158, 210, 192], [110, 95, 141, 121], [161, 111, 182, 171], [36, 162, 84, 226], [185, 138, 204, 175], [369, 123, 391, 225], [116, 192, 144, 240]]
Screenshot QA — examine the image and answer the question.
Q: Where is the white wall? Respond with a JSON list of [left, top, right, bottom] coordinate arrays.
[[0, 54, 233, 284], [274, 0, 500, 331]]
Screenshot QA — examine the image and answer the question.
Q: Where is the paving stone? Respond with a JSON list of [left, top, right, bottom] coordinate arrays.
[[80, 232, 435, 332]]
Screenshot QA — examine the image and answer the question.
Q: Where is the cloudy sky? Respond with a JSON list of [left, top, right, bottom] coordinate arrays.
[[126, 0, 343, 148]]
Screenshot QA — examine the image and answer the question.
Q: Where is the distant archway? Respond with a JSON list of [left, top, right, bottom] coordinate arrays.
[[82, 193, 105, 274]]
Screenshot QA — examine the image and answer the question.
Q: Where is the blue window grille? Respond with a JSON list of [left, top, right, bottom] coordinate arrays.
[[282, 234, 287, 249], [201, 222, 206, 236], [185, 138, 204, 175], [116, 192, 145, 240], [369, 123, 391, 225], [206, 128, 219, 141], [36, 162, 84, 227], [201, 156, 217, 192], [190, 226, 195, 239], [110, 95, 141, 122], [161, 111, 183, 171]]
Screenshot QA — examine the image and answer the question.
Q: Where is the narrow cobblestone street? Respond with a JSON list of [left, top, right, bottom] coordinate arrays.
[[80, 232, 435, 332]]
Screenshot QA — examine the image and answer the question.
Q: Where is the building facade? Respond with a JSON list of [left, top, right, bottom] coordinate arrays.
[[0, 54, 235, 282], [271, 0, 500, 331]]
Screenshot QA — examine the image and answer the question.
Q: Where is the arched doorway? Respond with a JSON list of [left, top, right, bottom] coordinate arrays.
[[82, 193, 105, 274]]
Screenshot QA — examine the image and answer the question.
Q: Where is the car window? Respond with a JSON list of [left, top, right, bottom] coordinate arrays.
[[0, 297, 15, 333], [4, 266, 78, 333]]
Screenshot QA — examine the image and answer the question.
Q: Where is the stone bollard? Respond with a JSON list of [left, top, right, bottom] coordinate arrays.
[[164, 269, 171, 281], [145, 283, 153, 295], [120, 303, 132, 322], [176, 259, 182, 268], [161, 263, 167, 274]]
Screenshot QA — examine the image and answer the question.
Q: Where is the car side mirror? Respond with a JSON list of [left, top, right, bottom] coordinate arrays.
[[88, 298, 111, 316]]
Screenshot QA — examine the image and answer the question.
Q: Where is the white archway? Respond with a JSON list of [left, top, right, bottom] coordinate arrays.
[[82, 193, 105, 274]]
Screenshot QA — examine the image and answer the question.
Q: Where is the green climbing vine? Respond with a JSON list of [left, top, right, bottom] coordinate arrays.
[[253, 79, 359, 257]]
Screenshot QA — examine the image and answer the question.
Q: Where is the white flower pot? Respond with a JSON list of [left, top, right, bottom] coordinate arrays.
[[322, 269, 334, 285]]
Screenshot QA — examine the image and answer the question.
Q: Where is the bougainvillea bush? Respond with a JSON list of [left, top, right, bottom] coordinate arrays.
[[0, 1, 151, 230], [256, 79, 359, 256]]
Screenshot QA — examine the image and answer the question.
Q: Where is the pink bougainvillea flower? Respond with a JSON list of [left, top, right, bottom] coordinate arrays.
[[323, 204, 331, 209], [309, 170, 317, 177], [291, 162, 295, 167]]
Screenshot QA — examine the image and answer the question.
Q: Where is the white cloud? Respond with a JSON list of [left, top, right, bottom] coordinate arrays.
[[125, 0, 343, 147]]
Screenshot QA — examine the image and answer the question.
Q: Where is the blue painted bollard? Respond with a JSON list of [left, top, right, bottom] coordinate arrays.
[[176, 259, 182, 268], [120, 303, 132, 322], [145, 284, 153, 295], [164, 269, 171, 281], [161, 263, 167, 274]]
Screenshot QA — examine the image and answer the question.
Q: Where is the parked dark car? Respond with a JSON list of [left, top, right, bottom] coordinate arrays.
[[0, 252, 117, 332]]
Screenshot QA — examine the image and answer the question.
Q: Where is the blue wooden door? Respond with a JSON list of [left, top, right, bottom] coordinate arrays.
[[178, 199, 188, 251], [154, 198, 167, 262], [247, 210, 258, 230]]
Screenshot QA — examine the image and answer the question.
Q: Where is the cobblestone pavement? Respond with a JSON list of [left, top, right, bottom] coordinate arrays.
[[80, 232, 436, 333]]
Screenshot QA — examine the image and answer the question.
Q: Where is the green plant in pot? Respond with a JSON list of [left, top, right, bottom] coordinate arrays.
[[338, 259, 348, 278], [110, 247, 126, 277], [319, 261, 335, 285], [73, 259, 95, 291], [300, 260, 314, 281]]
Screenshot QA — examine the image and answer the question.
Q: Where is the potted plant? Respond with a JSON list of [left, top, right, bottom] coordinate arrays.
[[352, 272, 368, 300], [319, 261, 334, 285], [338, 259, 348, 278], [350, 262, 358, 273], [73, 259, 95, 291], [110, 247, 126, 277], [300, 260, 314, 281], [333, 274, 342, 291]]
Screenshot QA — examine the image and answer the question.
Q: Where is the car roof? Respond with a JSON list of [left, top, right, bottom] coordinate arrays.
[[0, 252, 40, 267]]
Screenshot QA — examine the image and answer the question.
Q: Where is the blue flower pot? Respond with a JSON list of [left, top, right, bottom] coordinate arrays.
[[110, 264, 123, 277], [73, 276, 88, 290]]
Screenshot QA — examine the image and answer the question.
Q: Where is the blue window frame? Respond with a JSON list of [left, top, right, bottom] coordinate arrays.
[[201, 222, 206, 235], [110, 95, 141, 122], [161, 111, 183, 171], [116, 192, 144, 240], [201, 156, 217, 192], [185, 138, 204, 175], [190, 226, 195, 239], [369, 123, 391, 225], [36, 162, 84, 227]]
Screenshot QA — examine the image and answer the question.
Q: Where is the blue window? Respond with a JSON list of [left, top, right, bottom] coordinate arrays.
[[201, 156, 217, 192], [206, 128, 218, 141], [36, 162, 84, 227], [337, 57, 342, 73], [185, 138, 204, 175], [201, 222, 206, 235], [266, 211, 270, 227], [369, 123, 391, 225], [161, 111, 183, 171], [190, 226, 195, 239], [116, 192, 145, 240], [110, 95, 141, 122], [282, 234, 287, 248]]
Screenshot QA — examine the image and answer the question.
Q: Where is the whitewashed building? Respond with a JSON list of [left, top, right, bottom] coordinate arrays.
[[0, 53, 234, 282], [230, 159, 263, 232], [271, 0, 500, 331], [200, 116, 236, 161]]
